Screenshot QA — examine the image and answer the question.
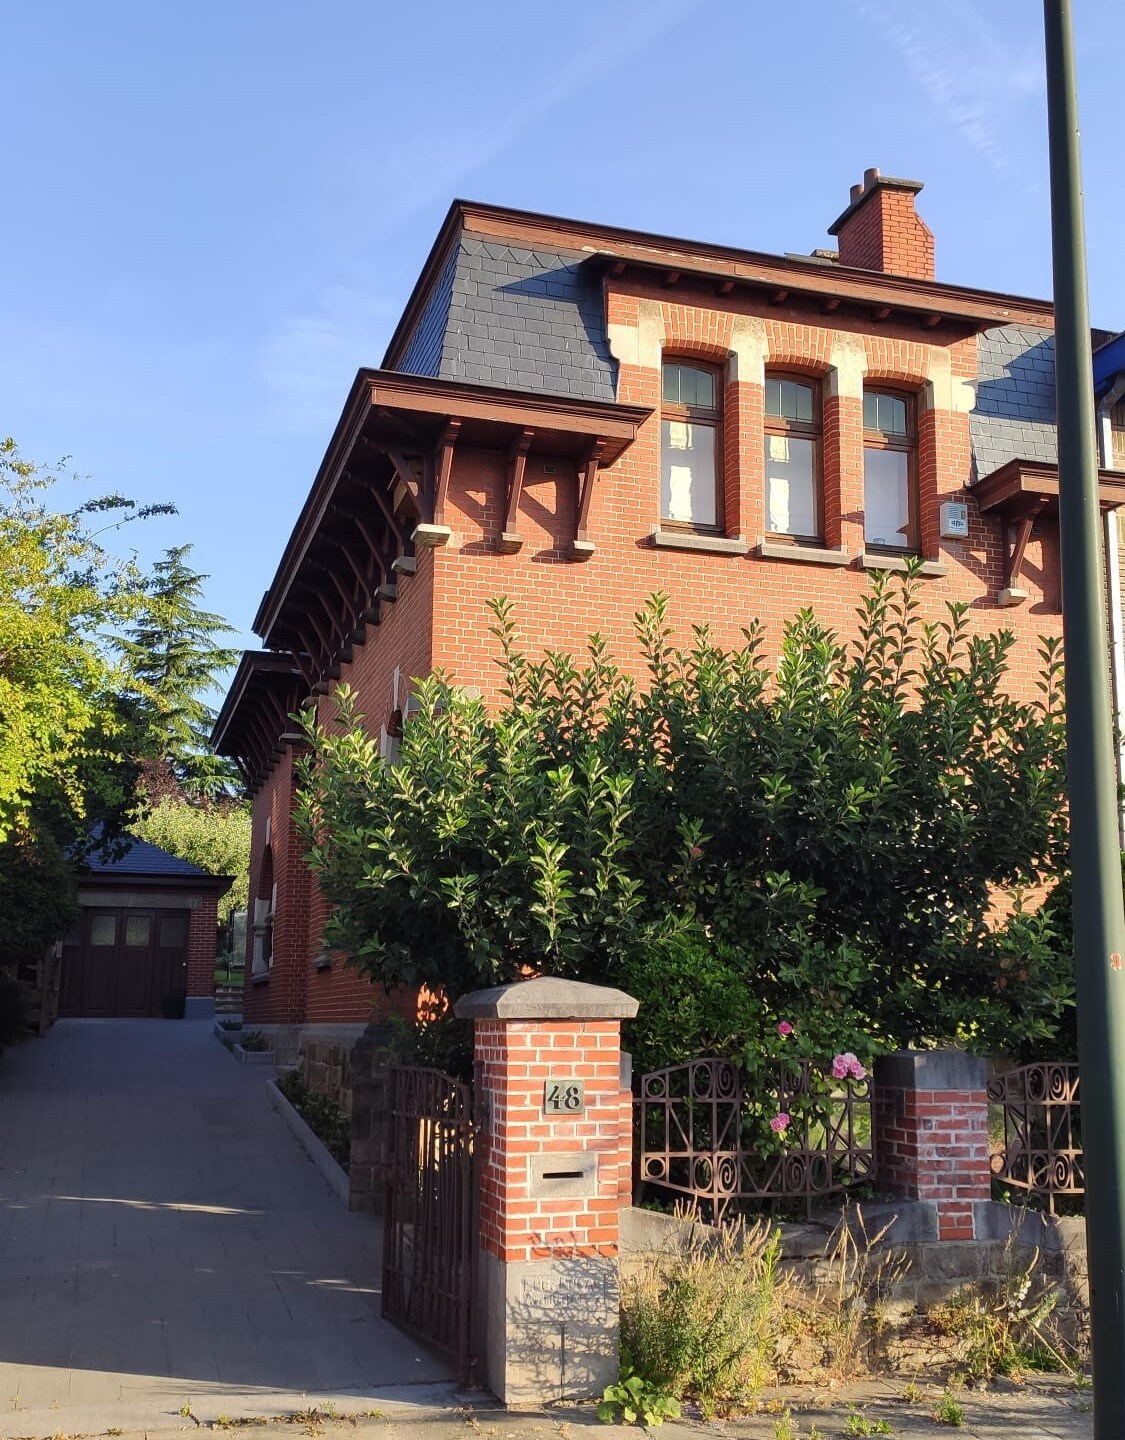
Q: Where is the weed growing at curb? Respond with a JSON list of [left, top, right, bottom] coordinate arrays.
[[933, 1391, 966, 1427]]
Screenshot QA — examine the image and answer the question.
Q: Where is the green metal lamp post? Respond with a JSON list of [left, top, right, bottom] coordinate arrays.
[[1043, 1, 1125, 1430]]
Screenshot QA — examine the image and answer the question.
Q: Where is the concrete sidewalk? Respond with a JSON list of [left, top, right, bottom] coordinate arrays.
[[0, 1374, 1093, 1440], [0, 1020, 461, 1438]]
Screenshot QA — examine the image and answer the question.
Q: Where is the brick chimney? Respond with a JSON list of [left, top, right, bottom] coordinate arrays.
[[828, 168, 935, 281]]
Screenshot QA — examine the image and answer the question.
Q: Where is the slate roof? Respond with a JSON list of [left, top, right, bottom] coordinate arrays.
[[83, 835, 215, 880], [970, 325, 1058, 481], [394, 235, 616, 401]]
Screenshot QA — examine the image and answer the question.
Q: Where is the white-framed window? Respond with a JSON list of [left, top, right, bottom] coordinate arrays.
[[863, 389, 918, 552], [660, 360, 723, 532], [765, 374, 822, 542]]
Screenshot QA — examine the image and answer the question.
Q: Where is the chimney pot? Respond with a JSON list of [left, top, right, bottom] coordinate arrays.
[[864, 166, 881, 189], [850, 183, 863, 203]]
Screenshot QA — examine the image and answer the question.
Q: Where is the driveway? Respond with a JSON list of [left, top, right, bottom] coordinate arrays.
[[0, 1020, 460, 1437]]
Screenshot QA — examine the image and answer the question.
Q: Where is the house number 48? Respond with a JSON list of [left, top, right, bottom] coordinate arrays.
[[543, 1078, 585, 1115]]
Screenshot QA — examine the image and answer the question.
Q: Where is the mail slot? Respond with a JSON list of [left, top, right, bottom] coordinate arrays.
[[528, 1151, 599, 1198]]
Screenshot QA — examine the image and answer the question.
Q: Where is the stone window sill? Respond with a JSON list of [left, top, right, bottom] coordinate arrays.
[[313, 953, 332, 971], [857, 551, 948, 577], [251, 972, 270, 987], [755, 540, 850, 567], [650, 528, 750, 556]]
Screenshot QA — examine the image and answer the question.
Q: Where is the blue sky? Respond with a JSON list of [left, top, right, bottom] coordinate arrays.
[[4, 0, 1123, 655]]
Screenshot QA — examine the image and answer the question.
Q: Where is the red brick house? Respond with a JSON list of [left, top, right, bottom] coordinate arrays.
[[212, 168, 1125, 1063]]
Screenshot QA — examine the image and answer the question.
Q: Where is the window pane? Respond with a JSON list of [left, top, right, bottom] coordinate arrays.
[[795, 383, 814, 422], [90, 914, 116, 947], [125, 915, 151, 947], [765, 377, 783, 417], [765, 435, 817, 536], [662, 363, 714, 411], [661, 420, 717, 527], [159, 916, 187, 949], [864, 447, 911, 547], [866, 392, 908, 436], [879, 394, 907, 435]]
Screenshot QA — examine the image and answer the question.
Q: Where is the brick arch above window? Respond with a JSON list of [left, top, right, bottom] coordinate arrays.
[[659, 305, 735, 363]]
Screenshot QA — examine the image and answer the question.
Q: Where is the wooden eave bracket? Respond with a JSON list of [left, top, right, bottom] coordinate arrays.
[[433, 418, 461, 525], [572, 437, 608, 558], [498, 428, 534, 554], [1001, 506, 1044, 601]]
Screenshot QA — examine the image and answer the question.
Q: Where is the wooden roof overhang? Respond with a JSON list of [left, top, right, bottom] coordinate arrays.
[[210, 651, 306, 796], [584, 250, 1048, 336], [974, 458, 1125, 590], [253, 369, 651, 680]]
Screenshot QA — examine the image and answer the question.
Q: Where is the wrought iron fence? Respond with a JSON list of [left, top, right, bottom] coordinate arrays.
[[382, 1066, 476, 1383], [987, 1061, 1083, 1215], [635, 1056, 874, 1222]]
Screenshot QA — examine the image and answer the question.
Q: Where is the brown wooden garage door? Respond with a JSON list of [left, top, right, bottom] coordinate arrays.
[[60, 908, 190, 1018]]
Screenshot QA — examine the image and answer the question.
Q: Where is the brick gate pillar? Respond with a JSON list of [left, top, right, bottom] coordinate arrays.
[[453, 976, 638, 1408], [873, 1050, 993, 1241]]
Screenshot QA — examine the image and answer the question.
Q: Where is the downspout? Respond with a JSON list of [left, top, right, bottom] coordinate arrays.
[[1096, 375, 1125, 843]]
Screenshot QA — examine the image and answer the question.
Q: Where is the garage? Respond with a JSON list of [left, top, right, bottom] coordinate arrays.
[[58, 836, 232, 1020]]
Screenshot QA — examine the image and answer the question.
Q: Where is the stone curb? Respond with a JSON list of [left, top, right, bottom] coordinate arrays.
[[233, 1044, 275, 1065], [267, 1077, 350, 1206]]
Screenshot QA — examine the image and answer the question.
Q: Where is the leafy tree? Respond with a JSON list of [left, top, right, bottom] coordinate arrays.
[[130, 798, 250, 926], [0, 830, 79, 970], [117, 545, 241, 798], [295, 570, 1072, 1072], [0, 437, 171, 845]]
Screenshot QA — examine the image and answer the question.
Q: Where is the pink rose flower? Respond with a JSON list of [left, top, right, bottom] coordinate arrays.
[[689, 845, 703, 858], [777, 1021, 794, 1037], [831, 1054, 849, 1079], [769, 1112, 791, 1133]]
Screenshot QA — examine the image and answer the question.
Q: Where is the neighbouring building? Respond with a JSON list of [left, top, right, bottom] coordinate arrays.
[[56, 837, 232, 1021], [211, 167, 1125, 1064]]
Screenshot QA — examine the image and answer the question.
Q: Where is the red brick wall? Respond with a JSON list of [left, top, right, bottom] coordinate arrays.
[[474, 1018, 628, 1264], [186, 894, 219, 999], [242, 558, 437, 1029], [875, 1085, 992, 1241], [243, 746, 311, 1027]]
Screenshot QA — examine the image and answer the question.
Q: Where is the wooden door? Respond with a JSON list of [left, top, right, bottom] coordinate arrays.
[[59, 906, 192, 1017]]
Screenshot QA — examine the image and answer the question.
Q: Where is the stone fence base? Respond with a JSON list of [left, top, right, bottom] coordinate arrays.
[[620, 1201, 1089, 1344]]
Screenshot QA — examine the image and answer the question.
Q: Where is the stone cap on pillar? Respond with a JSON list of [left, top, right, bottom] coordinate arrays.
[[453, 975, 639, 1021], [874, 1049, 986, 1091]]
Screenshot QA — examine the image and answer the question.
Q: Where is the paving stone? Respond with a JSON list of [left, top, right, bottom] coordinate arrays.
[[0, 1020, 458, 1437]]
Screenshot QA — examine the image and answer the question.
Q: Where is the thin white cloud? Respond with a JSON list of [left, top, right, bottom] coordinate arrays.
[[847, 0, 1043, 180], [257, 285, 397, 435], [371, 0, 695, 225], [257, 0, 695, 433]]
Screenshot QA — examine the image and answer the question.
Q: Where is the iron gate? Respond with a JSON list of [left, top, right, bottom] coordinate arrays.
[[382, 1066, 476, 1383]]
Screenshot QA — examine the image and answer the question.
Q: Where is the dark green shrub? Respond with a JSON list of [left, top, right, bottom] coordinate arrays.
[[296, 570, 1071, 1066]]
